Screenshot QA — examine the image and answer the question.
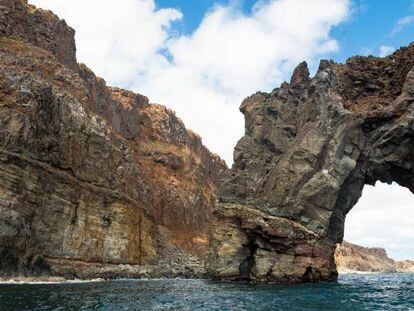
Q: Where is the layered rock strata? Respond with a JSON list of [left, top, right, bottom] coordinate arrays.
[[207, 45, 414, 283], [335, 242, 397, 273], [396, 260, 414, 273], [0, 0, 225, 278], [1, 0, 413, 284], [335, 241, 414, 273]]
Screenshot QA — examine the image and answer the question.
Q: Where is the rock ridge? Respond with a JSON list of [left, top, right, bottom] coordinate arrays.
[[335, 241, 414, 273], [1, 0, 413, 284], [207, 43, 414, 283], [0, 0, 226, 278]]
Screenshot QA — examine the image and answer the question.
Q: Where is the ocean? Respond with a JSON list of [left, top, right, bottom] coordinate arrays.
[[0, 273, 413, 310]]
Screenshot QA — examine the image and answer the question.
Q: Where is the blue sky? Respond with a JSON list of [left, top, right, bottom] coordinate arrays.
[[156, 0, 414, 64], [30, 0, 414, 260], [156, 0, 259, 31], [30, 0, 414, 164], [331, 0, 414, 61]]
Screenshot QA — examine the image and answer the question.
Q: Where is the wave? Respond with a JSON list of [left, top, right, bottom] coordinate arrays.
[[0, 277, 105, 285]]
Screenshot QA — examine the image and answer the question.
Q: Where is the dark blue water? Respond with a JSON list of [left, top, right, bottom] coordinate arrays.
[[0, 273, 413, 310]]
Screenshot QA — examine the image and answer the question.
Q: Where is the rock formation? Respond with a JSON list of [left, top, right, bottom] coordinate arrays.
[[335, 242, 396, 273], [1, 0, 413, 284], [335, 241, 414, 273], [206, 44, 414, 282], [0, 0, 226, 278], [396, 260, 414, 273]]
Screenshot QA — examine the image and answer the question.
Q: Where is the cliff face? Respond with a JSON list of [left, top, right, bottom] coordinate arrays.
[[0, 0, 226, 278], [335, 242, 396, 273], [396, 260, 414, 273], [1, 0, 413, 284], [207, 44, 414, 282], [335, 242, 414, 273]]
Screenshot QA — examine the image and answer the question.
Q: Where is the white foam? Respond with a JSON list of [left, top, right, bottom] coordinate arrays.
[[0, 278, 105, 285]]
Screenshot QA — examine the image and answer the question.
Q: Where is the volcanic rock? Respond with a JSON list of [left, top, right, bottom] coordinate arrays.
[[396, 260, 414, 273], [207, 44, 414, 283], [335, 242, 396, 273], [335, 241, 414, 273], [0, 0, 226, 278]]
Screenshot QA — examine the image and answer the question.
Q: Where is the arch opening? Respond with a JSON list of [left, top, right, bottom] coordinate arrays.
[[335, 182, 414, 273]]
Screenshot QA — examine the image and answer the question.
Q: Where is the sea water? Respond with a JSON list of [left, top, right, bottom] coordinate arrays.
[[0, 273, 413, 310]]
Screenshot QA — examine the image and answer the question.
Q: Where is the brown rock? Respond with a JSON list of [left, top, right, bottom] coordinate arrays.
[[0, 0, 226, 278], [335, 241, 414, 274], [290, 61, 310, 86], [335, 242, 397, 273], [207, 42, 414, 283], [0, 0, 77, 70], [396, 260, 414, 273]]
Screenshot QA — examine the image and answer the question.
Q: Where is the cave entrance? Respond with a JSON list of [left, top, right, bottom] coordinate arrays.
[[337, 182, 414, 271]]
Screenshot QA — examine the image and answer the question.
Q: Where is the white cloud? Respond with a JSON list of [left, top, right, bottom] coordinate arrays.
[[345, 182, 414, 261], [27, 0, 414, 262], [29, 0, 350, 164], [360, 47, 373, 56], [390, 15, 414, 36], [379, 45, 395, 57], [29, 0, 182, 86]]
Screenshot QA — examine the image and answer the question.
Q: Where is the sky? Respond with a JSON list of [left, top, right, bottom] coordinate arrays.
[[346, 182, 414, 261], [28, 0, 414, 260]]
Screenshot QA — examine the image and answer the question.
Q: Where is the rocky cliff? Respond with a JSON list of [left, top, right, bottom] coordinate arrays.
[[396, 260, 414, 273], [1, 0, 413, 284], [335, 242, 395, 273], [0, 0, 226, 279], [206, 44, 414, 282], [335, 242, 414, 273]]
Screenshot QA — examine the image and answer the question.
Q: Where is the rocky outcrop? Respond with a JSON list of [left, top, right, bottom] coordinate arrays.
[[1, 0, 413, 284], [335, 241, 414, 273], [207, 43, 414, 283], [0, 0, 226, 278], [396, 260, 414, 273], [335, 242, 396, 273], [0, 0, 77, 70]]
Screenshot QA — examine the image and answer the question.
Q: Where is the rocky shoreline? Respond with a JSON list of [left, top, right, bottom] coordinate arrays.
[[0, 0, 225, 280], [335, 242, 414, 274], [0, 0, 413, 284]]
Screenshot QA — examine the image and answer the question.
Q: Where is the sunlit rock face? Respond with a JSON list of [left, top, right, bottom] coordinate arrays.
[[207, 42, 414, 283], [0, 0, 226, 278], [335, 242, 397, 273], [334, 241, 414, 274]]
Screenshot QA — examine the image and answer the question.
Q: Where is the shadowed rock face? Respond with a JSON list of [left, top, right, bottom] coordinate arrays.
[[1, 0, 413, 284], [0, 0, 226, 278], [207, 44, 414, 283], [0, 0, 77, 70]]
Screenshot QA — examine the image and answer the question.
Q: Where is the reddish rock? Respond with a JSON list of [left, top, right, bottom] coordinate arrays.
[[0, 0, 226, 278], [335, 241, 414, 273]]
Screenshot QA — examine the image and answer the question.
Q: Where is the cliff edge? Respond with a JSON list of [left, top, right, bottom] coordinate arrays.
[[0, 0, 226, 279], [335, 242, 414, 273], [206, 42, 414, 283]]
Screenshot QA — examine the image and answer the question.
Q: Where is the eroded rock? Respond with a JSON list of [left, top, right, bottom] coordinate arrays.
[[207, 44, 414, 283], [0, 0, 226, 278], [335, 241, 397, 273]]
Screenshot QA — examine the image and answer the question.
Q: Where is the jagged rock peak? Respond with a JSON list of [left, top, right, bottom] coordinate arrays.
[[0, 0, 226, 279], [207, 42, 414, 284], [290, 61, 310, 86], [0, 0, 77, 70]]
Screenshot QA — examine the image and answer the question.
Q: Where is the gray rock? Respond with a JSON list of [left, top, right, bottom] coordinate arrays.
[[207, 43, 414, 283]]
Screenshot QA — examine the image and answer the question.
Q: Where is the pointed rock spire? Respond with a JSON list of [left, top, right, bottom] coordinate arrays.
[[290, 61, 310, 86]]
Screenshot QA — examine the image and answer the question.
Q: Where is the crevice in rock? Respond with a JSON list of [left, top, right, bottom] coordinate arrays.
[[301, 266, 321, 283], [238, 237, 258, 281]]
